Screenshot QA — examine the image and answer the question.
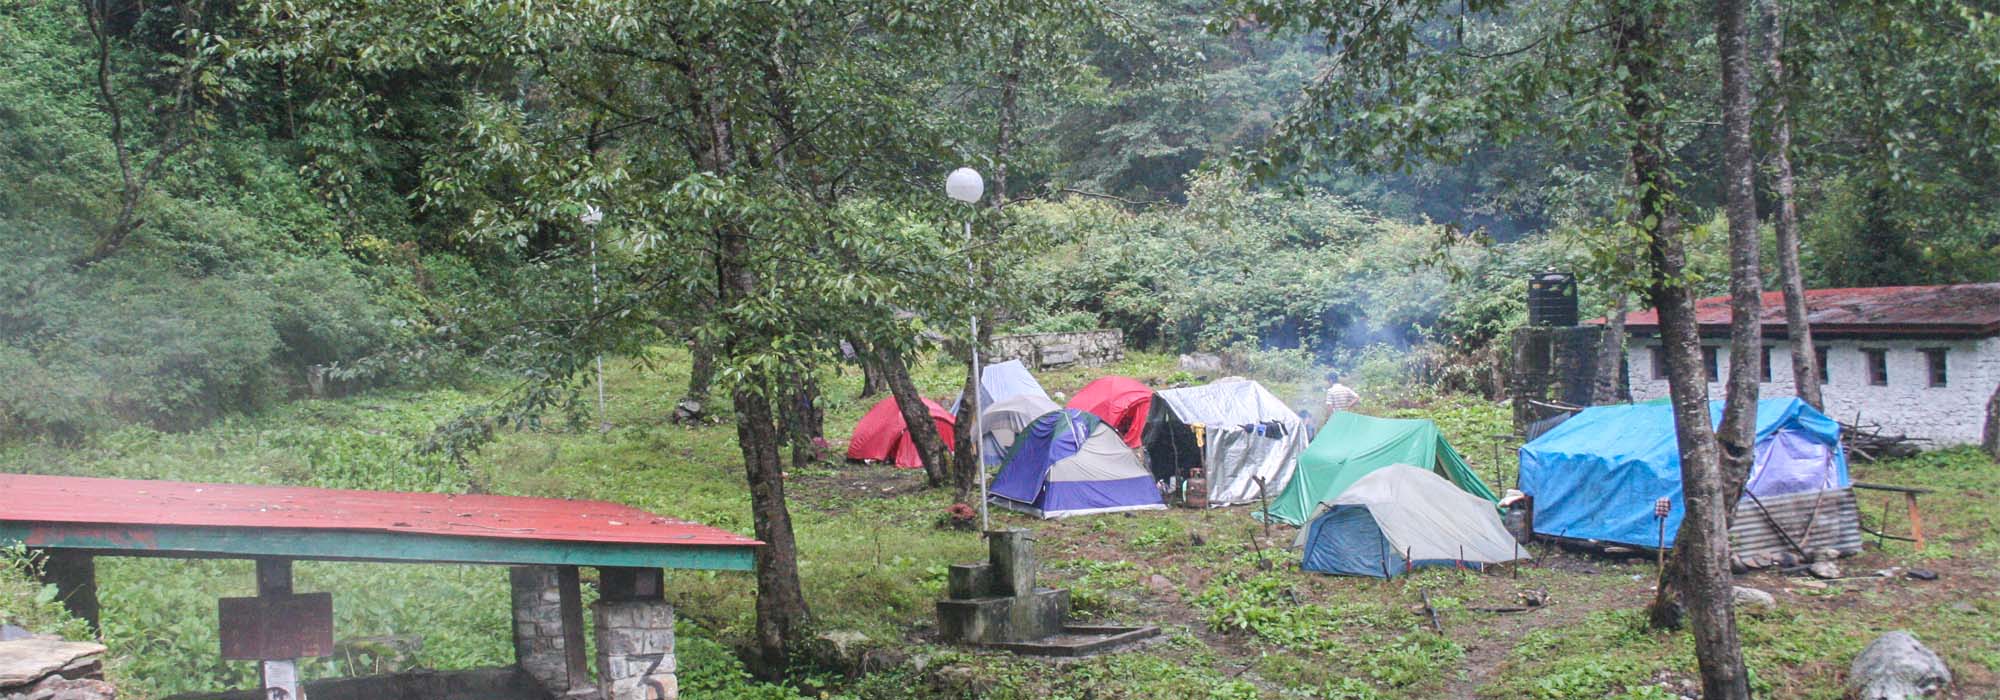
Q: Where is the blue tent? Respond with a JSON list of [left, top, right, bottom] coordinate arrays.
[[1518, 397, 1847, 548], [990, 409, 1164, 519]]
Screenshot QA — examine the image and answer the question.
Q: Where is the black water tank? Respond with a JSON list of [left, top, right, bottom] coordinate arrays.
[[1527, 272, 1578, 326]]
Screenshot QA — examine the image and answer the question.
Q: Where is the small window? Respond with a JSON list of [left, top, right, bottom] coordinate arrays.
[[1864, 348, 1888, 386], [1815, 347, 1829, 385], [1760, 346, 1773, 383], [1924, 348, 1948, 387], [1702, 347, 1720, 382], [1651, 346, 1669, 380]]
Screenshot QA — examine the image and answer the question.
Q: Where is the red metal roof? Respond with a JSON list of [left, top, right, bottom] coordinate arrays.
[[1611, 284, 2000, 338], [0, 474, 761, 549]]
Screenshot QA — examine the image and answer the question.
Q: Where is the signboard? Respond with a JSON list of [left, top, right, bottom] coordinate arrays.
[[219, 593, 334, 660]]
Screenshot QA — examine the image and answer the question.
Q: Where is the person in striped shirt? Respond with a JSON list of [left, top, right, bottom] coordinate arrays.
[[1322, 370, 1360, 420]]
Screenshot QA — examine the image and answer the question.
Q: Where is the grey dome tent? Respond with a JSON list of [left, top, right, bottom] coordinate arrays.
[[979, 394, 1061, 465], [1296, 465, 1528, 578], [1145, 380, 1308, 506]]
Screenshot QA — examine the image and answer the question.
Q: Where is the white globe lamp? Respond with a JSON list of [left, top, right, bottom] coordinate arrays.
[[946, 167, 984, 204]]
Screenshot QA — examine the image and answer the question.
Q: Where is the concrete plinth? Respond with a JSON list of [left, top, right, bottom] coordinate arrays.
[[987, 530, 1036, 597], [936, 588, 1069, 644]]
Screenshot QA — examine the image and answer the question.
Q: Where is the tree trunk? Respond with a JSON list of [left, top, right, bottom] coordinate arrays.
[[1594, 291, 1629, 404], [697, 65, 807, 678], [783, 370, 825, 470], [949, 32, 1026, 502], [858, 347, 887, 400], [1762, 0, 1822, 411], [878, 344, 952, 485], [1716, 0, 1764, 517], [1620, 3, 1751, 697], [675, 338, 716, 424], [731, 384, 811, 676], [1983, 382, 2000, 463]]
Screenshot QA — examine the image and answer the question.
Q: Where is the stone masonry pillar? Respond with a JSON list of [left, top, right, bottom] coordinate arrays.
[[510, 566, 585, 696], [594, 567, 676, 700]]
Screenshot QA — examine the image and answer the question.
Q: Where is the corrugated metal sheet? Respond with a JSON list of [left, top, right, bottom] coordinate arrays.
[[0, 474, 761, 549], [1607, 283, 2000, 338], [1730, 487, 1862, 566]]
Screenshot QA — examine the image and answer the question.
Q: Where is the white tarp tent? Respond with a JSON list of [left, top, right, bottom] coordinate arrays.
[[1295, 465, 1527, 577], [1147, 379, 1308, 507], [952, 360, 1050, 418]]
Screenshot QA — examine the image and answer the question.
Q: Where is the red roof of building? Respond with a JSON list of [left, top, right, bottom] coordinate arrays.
[[1611, 284, 2000, 338], [0, 474, 761, 550]]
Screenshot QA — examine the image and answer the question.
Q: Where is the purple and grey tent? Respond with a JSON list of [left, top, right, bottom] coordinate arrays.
[[990, 409, 1166, 519]]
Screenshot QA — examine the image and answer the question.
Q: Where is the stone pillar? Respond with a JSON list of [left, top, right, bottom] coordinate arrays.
[[988, 529, 1035, 596], [510, 566, 585, 696], [594, 567, 676, 700]]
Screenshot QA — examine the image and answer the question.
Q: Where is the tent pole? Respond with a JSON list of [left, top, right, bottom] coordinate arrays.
[[967, 217, 988, 534]]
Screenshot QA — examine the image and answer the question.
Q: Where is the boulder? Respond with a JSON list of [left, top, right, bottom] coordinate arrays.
[[1812, 547, 1843, 563], [1808, 561, 1841, 579], [1848, 631, 1950, 699], [0, 640, 107, 688], [1731, 586, 1777, 613], [3, 676, 116, 700]]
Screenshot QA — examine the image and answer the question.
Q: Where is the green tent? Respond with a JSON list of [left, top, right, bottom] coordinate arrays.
[[1259, 412, 1497, 525]]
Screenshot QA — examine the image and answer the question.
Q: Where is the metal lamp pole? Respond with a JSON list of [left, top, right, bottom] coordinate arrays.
[[581, 205, 607, 431], [947, 167, 987, 531]]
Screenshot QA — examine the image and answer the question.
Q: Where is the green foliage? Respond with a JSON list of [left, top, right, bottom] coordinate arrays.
[[0, 545, 94, 641]]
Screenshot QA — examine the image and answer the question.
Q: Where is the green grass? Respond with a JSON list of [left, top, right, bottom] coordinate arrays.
[[3, 350, 1998, 698]]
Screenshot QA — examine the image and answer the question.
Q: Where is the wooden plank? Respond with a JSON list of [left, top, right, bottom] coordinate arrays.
[[556, 566, 589, 686], [1852, 481, 1935, 495], [219, 593, 334, 660], [256, 558, 293, 597], [0, 523, 755, 571], [599, 566, 664, 602], [1905, 491, 1926, 551]]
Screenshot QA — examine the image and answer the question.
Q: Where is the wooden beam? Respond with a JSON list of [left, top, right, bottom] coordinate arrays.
[[256, 558, 293, 596], [556, 566, 590, 687], [0, 523, 756, 571], [598, 567, 664, 602], [34, 549, 98, 634], [1904, 491, 1925, 551]]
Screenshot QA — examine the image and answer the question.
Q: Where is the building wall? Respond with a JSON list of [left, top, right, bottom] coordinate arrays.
[[1625, 335, 1999, 445]]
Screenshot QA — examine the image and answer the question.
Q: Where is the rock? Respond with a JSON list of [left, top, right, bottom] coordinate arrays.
[[6, 676, 116, 700], [0, 640, 107, 688], [815, 630, 871, 665], [1848, 631, 1950, 699], [1907, 568, 1939, 581], [0, 627, 31, 643], [1808, 561, 1841, 579], [1731, 586, 1777, 613], [1178, 353, 1225, 373], [1143, 575, 1175, 597], [1812, 547, 1843, 563]]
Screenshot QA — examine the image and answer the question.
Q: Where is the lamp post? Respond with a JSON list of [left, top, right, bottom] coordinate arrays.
[[946, 167, 986, 532], [581, 205, 607, 431]]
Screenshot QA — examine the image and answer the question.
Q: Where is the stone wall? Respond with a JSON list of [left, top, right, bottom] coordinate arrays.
[[987, 330, 1123, 370], [592, 601, 676, 700], [1624, 336, 2000, 445]]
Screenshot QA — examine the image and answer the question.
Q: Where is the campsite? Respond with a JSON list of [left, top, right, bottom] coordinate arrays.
[[4, 349, 1996, 699], [4, 0, 2000, 698]]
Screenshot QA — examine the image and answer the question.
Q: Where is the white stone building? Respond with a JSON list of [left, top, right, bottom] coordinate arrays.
[[1616, 284, 2000, 446]]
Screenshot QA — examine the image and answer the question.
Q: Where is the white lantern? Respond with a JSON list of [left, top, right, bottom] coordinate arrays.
[[946, 167, 984, 204]]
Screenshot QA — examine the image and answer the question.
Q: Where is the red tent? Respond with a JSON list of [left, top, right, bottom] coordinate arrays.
[[847, 396, 956, 468], [1066, 376, 1154, 448]]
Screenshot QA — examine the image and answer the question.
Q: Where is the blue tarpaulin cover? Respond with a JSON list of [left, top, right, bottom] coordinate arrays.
[[1518, 397, 1847, 548]]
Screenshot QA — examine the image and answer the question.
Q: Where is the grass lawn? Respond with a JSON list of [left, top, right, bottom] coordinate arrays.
[[2, 349, 1995, 699]]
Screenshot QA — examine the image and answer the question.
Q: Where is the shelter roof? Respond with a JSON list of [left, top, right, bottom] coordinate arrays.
[[0, 474, 759, 570], [1606, 284, 2000, 338]]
